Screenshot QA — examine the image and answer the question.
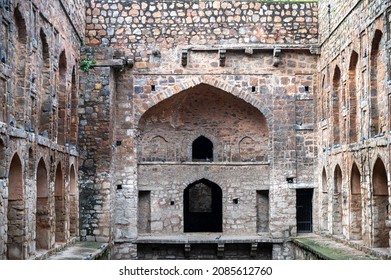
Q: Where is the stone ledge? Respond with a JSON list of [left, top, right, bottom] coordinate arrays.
[[138, 161, 270, 166], [134, 235, 284, 244]]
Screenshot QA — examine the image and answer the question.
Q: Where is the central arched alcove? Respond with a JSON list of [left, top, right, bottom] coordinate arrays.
[[184, 179, 222, 232], [137, 83, 269, 162]]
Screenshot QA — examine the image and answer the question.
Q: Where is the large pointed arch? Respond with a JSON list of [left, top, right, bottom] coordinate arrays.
[[134, 77, 272, 128], [137, 82, 269, 163]]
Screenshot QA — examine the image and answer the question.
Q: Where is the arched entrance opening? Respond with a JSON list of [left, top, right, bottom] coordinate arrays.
[[7, 154, 24, 259], [333, 165, 343, 235], [350, 163, 362, 240], [36, 158, 50, 249], [184, 179, 222, 232], [54, 163, 65, 242], [372, 158, 389, 247], [69, 165, 78, 237], [321, 168, 328, 231]]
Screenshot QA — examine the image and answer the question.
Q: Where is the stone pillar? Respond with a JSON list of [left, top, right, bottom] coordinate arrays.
[[78, 47, 116, 243]]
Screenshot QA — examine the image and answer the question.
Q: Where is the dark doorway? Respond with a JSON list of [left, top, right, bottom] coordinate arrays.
[[192, 136, 213, 161], [184, 179, 222, 232], [296, 189, 313, 233]]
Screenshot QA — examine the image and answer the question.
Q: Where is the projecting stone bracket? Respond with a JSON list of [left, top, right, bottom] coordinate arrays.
[[181, 49, 188, 66], [272, 47, 281, 67], [219, 49, 226, 67], [184, 244, 191, 258], [250, 243, 258, 257], [217, 243, 224, 258], [94, 57, 134, 69]]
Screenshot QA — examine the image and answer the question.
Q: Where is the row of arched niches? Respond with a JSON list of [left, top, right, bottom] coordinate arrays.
[[321, 158, 389, 248]]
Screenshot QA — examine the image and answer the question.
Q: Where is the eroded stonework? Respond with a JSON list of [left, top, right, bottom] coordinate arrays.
[[1, 0, 391, 260]]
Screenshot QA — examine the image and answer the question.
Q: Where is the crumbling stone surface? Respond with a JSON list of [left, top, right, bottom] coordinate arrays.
[[80, 0, 319, 260], [317, 0, 391, 250], [0, 0, 83, 259]]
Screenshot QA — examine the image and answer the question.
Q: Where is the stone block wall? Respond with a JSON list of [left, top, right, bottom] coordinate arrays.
[[317, 0, 391, 248], [80, 0, 319, 259], [85, 0, 318, 48], [0, 0, 84, 259]]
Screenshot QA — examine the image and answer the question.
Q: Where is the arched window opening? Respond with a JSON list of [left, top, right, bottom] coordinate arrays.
[[192, 136, 213, 162], [332, 165, 343, 236], [370, 30, 383, 137], [7, 154, 24, 259], [332, 66, 341, 145], [36, 158, 50, 249], [372, 158, 389, 247], [184, 179, 222, 232], [349, 51, 359, 143], [350, 163, 362, 240]]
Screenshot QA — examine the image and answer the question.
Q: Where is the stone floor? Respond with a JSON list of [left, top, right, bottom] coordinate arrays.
[[293, 233, 391, 260], [32, 241, 109, 260], [34, 234, 391, 260]]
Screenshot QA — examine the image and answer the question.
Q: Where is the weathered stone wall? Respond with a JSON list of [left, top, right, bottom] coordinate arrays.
[[78, 47, 115, 243], [85, 0, 318, 48], [317, 0, 391, 248], [80, 0, 319, 260], [0, 0, 84, 259]]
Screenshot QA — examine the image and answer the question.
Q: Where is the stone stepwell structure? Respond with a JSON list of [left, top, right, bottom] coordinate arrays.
[[0, 0, 390, 260]]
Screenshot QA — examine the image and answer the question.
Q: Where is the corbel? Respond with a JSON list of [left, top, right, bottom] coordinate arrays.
[[184, 244, 191, 258], [181, 49, 188, 66], [217, 243, 224, 258], [272, 47, 281, 67], [250, 243, 258, 257], [219, 49, 226, 67]]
